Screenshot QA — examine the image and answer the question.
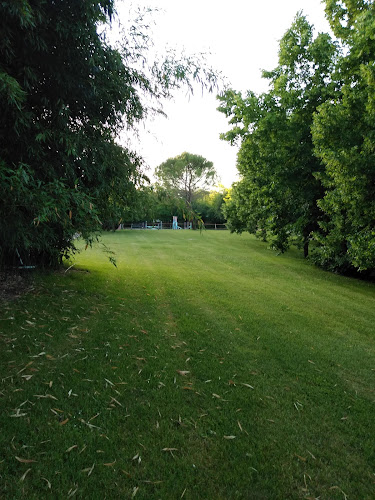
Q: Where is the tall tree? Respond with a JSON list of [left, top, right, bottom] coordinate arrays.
[[155, 152, 217, 207], [311, 0, 375, 272], [0, 1, 219, 267], [219, 13, 338, 256]]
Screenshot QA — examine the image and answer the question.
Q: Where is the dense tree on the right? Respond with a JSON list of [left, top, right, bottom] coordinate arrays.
[[311, 0, 375, 272], [219, 14, 338, 257]]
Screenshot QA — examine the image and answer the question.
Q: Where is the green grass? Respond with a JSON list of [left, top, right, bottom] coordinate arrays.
[[1, 230, 375, 499]]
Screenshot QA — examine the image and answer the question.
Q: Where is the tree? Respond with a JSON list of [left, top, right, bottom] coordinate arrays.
[[193, 187, 228, 224], [218, 13, 338, 256], [0, 1, 219, 267], [311, 0, 375, 273], [154, 152, 217, 222]]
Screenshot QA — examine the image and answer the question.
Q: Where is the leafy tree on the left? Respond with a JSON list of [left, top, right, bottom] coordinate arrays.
[[0, 1, 219, 267]]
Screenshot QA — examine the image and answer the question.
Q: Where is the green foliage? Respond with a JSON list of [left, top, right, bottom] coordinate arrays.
[[219, 14, 338, 257], [193, 188, 228, 224], [155, 152, 217, 204], [0, 1, 220, 268], [154, 152, 218, 225], [220, 4, 375, 274], [311, 0, 375, 272]]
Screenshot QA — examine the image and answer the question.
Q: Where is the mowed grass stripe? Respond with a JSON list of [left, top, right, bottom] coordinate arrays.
[[0, 230, 374, 499]]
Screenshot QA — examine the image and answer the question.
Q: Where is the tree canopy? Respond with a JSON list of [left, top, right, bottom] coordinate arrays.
[[311, 0, 375, 272], [155, 152, 217, 206], [0, 1, 219, 268], [219, 2, 375, 275], [218, 13, 338, 257]]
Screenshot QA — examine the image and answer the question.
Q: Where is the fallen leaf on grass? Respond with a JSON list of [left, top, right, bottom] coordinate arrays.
[[132, 487, 139, 498], [162, 448, 178, 451], [33, 394, 57, 400], [19, 468, 31, 481], [66, 445, 78, 453], [79, 418, 101, 430], [110, 397, 123, 407], [82, 463, 95, 476], [67, 487, 78, 498], [329, 486, 348, 499], [223, 436, 236, 439], [17, 362, 33, 375], [176, 370, 190, 376], [10, 409, 27, 418], [60, 418, 69, 426], [103, 460, 117, 467], [16, 456, 37, 463], [241, 383, 254, 389], [42, 477, 52, 489]]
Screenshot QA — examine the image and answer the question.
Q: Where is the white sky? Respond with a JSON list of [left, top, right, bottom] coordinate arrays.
[[116, 0, 331, 188]]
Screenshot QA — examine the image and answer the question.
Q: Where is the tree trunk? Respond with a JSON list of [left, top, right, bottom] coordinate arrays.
[[304, 240, 309, 258]]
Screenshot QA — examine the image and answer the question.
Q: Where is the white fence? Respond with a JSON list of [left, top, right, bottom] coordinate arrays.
[[117, 222, 227, 230]]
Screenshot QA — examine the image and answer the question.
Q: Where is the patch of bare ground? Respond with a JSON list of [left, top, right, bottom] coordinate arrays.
[[0, 270, 34, 302]]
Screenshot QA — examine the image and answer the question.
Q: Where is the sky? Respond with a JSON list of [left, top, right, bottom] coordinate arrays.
[[115, 0, 331, 188]]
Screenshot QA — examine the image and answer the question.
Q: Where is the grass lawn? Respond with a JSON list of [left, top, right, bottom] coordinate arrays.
[[1, 230, 375, 499]]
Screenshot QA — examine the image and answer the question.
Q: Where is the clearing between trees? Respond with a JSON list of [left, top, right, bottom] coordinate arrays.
[[1, 231, 374, 499]]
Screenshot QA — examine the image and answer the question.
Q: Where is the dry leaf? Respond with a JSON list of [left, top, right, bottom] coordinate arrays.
[[132, 487, 139, 498], [223, 435, 236, 439], [42, 477, 52, 489], [241, 383, 254, 389], [176, 370, 190, 376], [17, 361, 33, 375], [66, 445, 78, 453], [162, 448, 178, 451], [19, 468, 31, 481], [82, 463, 95, 476], [33, 394, 57, 400], [15, 456, 37, 463], [67, 487, 78, 498], [60, 418, 69, 426]]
